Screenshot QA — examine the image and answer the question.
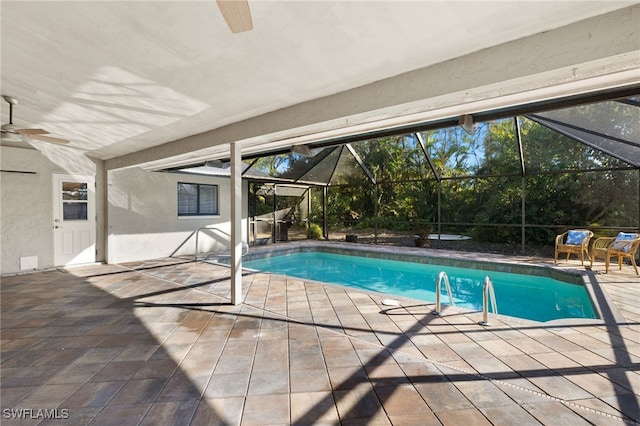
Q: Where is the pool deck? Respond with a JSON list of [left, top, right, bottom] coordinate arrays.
[[1, 242, 639, 425]]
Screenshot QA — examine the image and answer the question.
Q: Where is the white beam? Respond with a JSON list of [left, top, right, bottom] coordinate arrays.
[[230, 141, 243, 305]]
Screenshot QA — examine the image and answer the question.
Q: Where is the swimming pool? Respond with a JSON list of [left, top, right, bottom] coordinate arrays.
[[243, 250, 598, 322]]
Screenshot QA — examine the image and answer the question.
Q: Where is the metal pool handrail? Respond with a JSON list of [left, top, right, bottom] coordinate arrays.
[[478, 276, 498, 326], [195, 226, 249, 261], [433, 271, 455, 316]]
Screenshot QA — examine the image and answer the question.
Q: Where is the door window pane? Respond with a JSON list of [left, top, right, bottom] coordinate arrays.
[[62, 182, 88, 200], [63, 202, 88, 220]]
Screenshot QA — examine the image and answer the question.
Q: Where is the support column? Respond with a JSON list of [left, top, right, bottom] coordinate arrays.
[[323, 186, 329, 240], [521, 177, 526, 255], [307, 188, 311, 236], [437, 181, 442, 241], [515, 116, 527, 255], [103, 167, 112, 264], [374, 183, 379, 244], [230, 142, 243, 305], [272, 185, 277, 243]]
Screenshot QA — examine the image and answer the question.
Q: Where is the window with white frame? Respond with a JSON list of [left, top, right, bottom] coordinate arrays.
[[178, 182, 219, 216]]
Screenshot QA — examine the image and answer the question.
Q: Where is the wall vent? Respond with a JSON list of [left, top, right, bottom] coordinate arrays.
[[20, 256, 38, 271]]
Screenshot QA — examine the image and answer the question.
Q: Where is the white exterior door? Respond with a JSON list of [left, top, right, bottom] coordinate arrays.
[[53, 174, 96, 266]]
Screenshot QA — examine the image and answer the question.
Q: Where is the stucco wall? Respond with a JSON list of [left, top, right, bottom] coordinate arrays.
[[0, 145, 100, 274], [107, 167, 246, 264]]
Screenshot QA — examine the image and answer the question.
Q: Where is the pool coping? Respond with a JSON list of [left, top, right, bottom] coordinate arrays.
[[221, 240, 626, 327]]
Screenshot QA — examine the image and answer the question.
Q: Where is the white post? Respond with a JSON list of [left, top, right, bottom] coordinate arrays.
[[230, 142, 243, 305]]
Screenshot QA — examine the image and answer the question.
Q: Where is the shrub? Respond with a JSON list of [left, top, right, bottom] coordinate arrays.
[[308, 223, 323, 239]]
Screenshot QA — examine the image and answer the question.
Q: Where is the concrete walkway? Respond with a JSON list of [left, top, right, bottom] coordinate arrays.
[[1, 246, 638, 425]]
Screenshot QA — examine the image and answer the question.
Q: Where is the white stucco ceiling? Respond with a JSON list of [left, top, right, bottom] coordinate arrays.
[[1, 1, 638, 164]]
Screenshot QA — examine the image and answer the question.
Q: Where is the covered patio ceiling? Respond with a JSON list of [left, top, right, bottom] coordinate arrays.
[[1, 2, 639, 171]]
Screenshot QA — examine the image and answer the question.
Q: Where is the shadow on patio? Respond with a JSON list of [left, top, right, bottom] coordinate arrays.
[[1, 257, 639, 425]]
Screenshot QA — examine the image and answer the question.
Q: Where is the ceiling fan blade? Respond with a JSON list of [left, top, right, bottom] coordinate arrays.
[[28, 134, 69, 145], [216, 0, 253, 33], [16, 128, 49, 135]]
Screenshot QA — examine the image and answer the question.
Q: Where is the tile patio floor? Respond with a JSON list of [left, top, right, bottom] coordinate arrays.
[[1, 244, 639, 425]]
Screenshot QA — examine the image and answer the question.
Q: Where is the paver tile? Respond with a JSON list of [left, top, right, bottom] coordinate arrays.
[[204, 373, 250, 398], [242, 394, 290, 425], [522, 400, 594, 425], [190, 397, 244, 425], [139, 400, 198, 426], [290, 368, 332, 392], [334, 383, 385, 421], [374, 384, 431, 416], [434, 407, 493, 425], [290, 391, 340, 424]]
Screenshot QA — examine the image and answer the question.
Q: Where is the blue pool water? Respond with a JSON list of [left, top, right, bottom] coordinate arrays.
[[244, 251, 597, 322]]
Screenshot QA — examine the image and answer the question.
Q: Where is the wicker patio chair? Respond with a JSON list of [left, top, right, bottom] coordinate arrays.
[[591, 232, 640, 275], [554, 229, 593, 267]]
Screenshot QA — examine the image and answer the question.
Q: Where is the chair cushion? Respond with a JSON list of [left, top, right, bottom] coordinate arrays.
[[611, 232, 639, 252], [566, 230, 589, 245]]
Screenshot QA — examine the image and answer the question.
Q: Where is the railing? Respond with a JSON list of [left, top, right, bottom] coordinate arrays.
[[478, 276, 498, 326], [432, 271, 455, 316], [195, 226, 249, 261]]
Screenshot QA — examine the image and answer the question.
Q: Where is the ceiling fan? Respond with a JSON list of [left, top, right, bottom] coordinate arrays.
[[1, 95, 69, 145], [217, 0, 253, 33]]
